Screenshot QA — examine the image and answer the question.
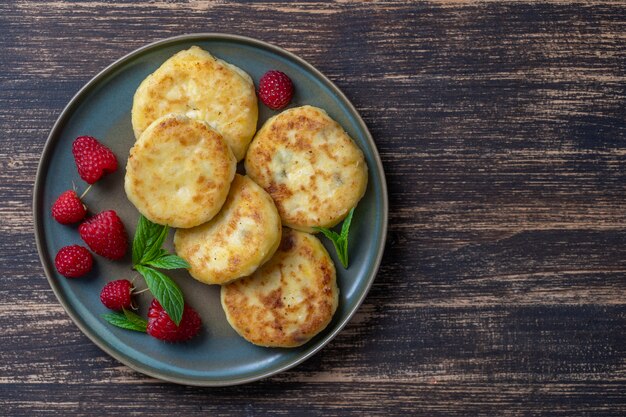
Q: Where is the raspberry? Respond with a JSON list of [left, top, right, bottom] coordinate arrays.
[[79, 210, 128, 260], [72, 136, 118, 184], [100, 279, 134, 310], [54, 245, 93, 278], [147, 299, 201, 342], [51, 190, 87, 224], [258, 70, 294, 110]]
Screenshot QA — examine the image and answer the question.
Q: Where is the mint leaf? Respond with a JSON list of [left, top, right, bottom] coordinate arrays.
[[314, 207, 356, 268], [144, 254, 190, 270], [131, 215, 188, 324], [135, 265, 184, 325], [122, 308, 148, 331], [141, 224, 169, 264], [340, 207, 355, 239], [315, 227, 341, 243], [132, 215, 166, 265], [102, 311, 147, 332]]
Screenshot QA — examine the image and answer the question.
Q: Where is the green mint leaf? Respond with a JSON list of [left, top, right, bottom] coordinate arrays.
[[314, 227, 348, 267], [132, 215, 166, 265], [144, 254, 190, 270], [340, 207, 355, 239], [332, 236, 349, 269], [135, 265, 184, 325], [338, 236, 349, 268], [150, 248, 170, 262], [314, 208, 356, 269], [102, 312, 147, 332], [140, 223, 169, 264], [314, 226, 341, 242], [122, 308, 148, 331]]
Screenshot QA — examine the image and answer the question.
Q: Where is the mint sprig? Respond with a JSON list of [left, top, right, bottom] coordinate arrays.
[[314, 207, 355, 268], [135, 265, 184, 325], [132, 215, 169, 265], [102, 309, 147, 332], [132, 215, 189, 325]]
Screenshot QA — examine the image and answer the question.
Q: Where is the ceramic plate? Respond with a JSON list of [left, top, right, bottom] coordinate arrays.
[[33, 34, 388, 386]]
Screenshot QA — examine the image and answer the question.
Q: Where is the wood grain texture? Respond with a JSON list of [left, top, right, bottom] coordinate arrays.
[[1, 0, 625, 415]]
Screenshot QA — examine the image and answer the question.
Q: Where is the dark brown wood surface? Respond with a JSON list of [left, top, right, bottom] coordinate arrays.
[[1, 1, 625, 415]]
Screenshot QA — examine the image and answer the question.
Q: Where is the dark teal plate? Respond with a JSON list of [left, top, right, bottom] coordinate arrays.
[[33, 34, 388, 386]]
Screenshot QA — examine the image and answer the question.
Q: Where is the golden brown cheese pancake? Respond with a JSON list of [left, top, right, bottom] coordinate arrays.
[[221, 228, 339, 348], [124, 114, 236, 228], [131, 46, 258, 161], [174, 174, 282, 285], [244, 105, 368, 232]]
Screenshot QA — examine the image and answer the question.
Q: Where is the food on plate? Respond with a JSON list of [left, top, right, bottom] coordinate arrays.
[[221, 228, 338, 348], [79, 210, 128, 260], [100, 279, 135, 310], [54, 245, 93, 278], [125, 114, 236, 228], [131, 46, 258, 161], [101, 298, 202, 342], [174, 174, 281, 285], [147, 299, 202, 342], [245, 105, 368, 232], [101, 215, 194, 339], [49, 44, 373, 350], [72, 135, 118, 184], [257, 70, 294, 110], [51, 189, 87, 225]]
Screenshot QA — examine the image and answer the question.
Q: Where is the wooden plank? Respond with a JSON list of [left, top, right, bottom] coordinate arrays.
[[2, 381, 626, 416]]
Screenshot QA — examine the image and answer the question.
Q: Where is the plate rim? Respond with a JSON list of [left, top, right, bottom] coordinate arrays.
[[33, 33, 389, 386]]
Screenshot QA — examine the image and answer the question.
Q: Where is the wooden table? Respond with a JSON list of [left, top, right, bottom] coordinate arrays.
[[2, 1, 625, 415]]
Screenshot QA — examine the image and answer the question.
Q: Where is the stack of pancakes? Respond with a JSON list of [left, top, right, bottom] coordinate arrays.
[[124, 46, 368, 348]]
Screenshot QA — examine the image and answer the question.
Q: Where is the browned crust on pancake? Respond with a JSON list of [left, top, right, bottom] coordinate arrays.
[[245, 105, 368, 232], [131, 46, 258, 160], [174, 175, 282, 285], [220, 228, 338, 347], [125, 114, 236, 228]]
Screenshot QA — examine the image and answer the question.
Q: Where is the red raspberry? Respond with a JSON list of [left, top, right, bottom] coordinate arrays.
[[100, 279, 134, 310], [54, 245, 93, 278], [258, 70, 294, 110], [72, 136, 118, 184], [79, 210, 128, 260], [147, 299, 201, 342], [51, 190, 87, 224]]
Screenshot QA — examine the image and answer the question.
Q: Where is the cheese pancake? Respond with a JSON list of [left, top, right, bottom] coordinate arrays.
[[125, 114, 236, 228], [221, 228, 338, 348], [131, 46, 258, 161], [244, 105, 368, 232], [174, 174, 282, 285]]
